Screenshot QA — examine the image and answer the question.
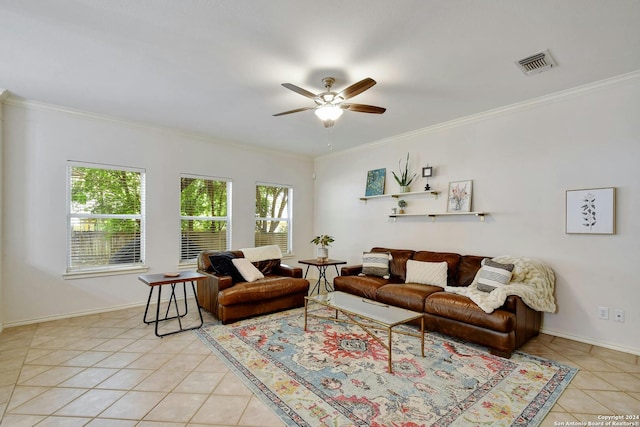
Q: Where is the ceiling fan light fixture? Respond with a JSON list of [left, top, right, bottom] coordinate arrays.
[[314, 105, 343, 121]]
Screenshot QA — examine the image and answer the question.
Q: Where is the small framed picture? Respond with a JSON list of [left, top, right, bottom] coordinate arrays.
[[566, 187, 616, 234], [447, 180, 472, 212], [422, 167, 433, 177], [364, 168, 386, 196]]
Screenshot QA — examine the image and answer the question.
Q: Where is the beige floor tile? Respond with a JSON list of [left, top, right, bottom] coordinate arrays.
[[55, 389, 126, 417], [59, 367, 119, 388], [539, 411, 578, 426], [133, 370, 190, 392], [137, 422, 186, 427], [590, 346, 638, 364], [238, 396, 286, 427], [99, 390, 166, 420], [20, 366, 85, 387], [190, 395, 251, 425], [91, 338, 138, 352], [585, 390, 640, 413], [0, 369, 20, 387], [27, 349, 84, 366], [125, 352, 173, 369], [0, 414, 46, 426], [37, 416, 95, 426], [162, 353, 207, 372], [96, 369, 154, 390], [213, 373, 253, 396], [592, 371, 640, 391], [6, 386, 49, 411], [119, 339, 162, 354], [546, 337, 593, 354], [61, 351, 114, 367], [173, 371, 225, 394], [85, 418, 138, 426], [10, 387, 87, 415], [564, 354, 623, 372], [144, 392, 208, 422], [556, 389, 612, 414], [568, 371, 618, 391], [94, 352, 143, 369], [194, 355, 230, 373]]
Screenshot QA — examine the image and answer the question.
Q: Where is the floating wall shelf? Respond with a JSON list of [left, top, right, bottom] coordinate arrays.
[[360, 190, 439, 203], [389, 212, 488, 222]]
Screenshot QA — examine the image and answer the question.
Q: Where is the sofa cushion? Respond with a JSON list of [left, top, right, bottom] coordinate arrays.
[[209, 252, 244, 284], [405, 260, 447, 287], [232, 258, 265, 282], [376, 283, 441, 312], [476, 258, 514, 292], [425, 293, 515, 333], [218, 277, 309, 306], [334, 274, 389, 300], [361, 252, 391, 278], [370, 247, 415, 281], [413, 251, 461, 286], [253, 258, 281, 275], [456, 255, 486, 287]]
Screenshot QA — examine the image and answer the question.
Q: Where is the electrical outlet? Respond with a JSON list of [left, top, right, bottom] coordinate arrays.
[[598, 306, 609, 320], [614, 309, 624, 323]]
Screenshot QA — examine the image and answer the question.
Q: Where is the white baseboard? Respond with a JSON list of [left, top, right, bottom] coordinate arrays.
[[541, 327, 640, 357]]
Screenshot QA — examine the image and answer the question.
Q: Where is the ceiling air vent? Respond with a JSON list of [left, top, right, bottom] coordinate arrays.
[[515, 49, 557, 75]]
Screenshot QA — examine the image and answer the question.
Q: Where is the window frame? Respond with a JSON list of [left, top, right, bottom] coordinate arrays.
[[255, 182, 293, 255], [65, 161, 146, 277], [179, 173, 232, 264]]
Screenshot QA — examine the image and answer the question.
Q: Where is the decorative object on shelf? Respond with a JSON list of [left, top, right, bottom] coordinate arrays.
[[364, 168, 386, 196], [392, 153, 417, 193], [397, 199, 407, 214], [447, 180, 473, 213], [422, 165, 433, 190], [391, 208, 398, 214], [310, 234, 335, 261], [566, 187, 616, 234]]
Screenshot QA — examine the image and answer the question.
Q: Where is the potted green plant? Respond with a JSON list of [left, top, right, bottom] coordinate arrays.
[[392, 153, 417, 193], [398, 199, 407, 214], [310, 234, 334, 261]]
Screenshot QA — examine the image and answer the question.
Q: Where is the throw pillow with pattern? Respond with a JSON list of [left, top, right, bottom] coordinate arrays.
[[405, 260, 448, 288], [360, 252, 391, 279], [476, 258, 515, 292]]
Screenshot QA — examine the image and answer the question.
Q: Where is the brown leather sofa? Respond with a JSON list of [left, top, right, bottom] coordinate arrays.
[[197, 250, 309, 324], [333, 247, 542, 358]]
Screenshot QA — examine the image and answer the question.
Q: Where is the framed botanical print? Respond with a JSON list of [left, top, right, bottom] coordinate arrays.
[[566, 187, 616, 234], [364, 168, 386, 196]]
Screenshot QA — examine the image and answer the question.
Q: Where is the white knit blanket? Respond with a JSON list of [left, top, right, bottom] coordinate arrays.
[[444, 256, 557, 314], [240, 245, 282, 262]]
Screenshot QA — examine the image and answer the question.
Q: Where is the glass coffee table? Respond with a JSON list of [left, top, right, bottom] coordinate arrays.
[[304, 291, 425, 373]]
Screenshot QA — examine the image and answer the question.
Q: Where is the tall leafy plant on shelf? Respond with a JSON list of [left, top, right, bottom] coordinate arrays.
[[392, 153, 417, 192]]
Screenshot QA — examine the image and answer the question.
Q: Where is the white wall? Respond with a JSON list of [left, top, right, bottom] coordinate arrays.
[[314, 74, 640, 355], [1, 100, 315, 326], [0, 89, 6, 334]]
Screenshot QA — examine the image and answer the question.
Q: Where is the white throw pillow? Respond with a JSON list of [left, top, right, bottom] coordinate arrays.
[[232, 258, 265, 282], [405, 260, 448, 288]]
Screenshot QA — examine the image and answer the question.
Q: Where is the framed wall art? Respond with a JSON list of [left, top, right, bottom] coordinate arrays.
[[447, 180, 472, 212], [566, 187, 616, 234], [364, 168, 386, 196], [422, 166, 433, 177]]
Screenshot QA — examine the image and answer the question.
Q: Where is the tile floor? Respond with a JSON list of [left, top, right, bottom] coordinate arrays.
[[0, 301, 638, 426]]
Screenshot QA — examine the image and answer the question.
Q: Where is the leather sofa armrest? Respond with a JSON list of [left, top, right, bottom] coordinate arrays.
[[341, 265, 363, 276], [275, 263, 303, 278], [197, 269, 234, 291]]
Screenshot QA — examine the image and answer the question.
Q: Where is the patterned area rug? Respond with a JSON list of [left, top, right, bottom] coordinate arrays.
[[195, 307, 576, 426]]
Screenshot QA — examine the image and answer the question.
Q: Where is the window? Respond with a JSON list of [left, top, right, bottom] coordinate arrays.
[[180, 175, 231, 262], [67, 163, 145, 272], [255, 183, 292, 254]]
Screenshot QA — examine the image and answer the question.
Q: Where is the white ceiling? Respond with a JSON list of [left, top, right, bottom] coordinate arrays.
[[2, 1, 640, 157]]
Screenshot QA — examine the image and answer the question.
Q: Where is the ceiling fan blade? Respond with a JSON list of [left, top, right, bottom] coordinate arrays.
[[338, 78, 376, 99], [342, 103, 386, 114], [281, 83, 317, 99], [273, 106, 314, 116]]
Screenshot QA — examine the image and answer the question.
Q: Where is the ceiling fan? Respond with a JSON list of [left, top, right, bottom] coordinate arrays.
[[273, 77, 386, 127]]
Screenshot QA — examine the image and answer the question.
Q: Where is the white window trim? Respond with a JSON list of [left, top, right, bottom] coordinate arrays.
[[66, 161, 146, 276]]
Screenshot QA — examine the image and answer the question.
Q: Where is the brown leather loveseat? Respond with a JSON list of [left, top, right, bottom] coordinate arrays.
[[334, 247, 543, 358], [197, 249, 309, 323]]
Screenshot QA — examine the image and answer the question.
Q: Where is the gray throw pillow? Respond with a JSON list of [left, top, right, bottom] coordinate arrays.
[[476, 258, 514, 292]]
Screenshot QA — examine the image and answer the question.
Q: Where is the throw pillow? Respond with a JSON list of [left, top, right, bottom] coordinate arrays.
[[232, 258, 265, 282], [405, 260, 447, 287], [362, 252, 391, 279], [208, 253, 244, 283], [476, 258, 514, 292]]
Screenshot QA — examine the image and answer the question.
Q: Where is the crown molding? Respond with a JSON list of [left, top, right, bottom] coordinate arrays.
[[316, 70, 640, 160], [3, 95, 313, 161], [0, 88, 8, 102]]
